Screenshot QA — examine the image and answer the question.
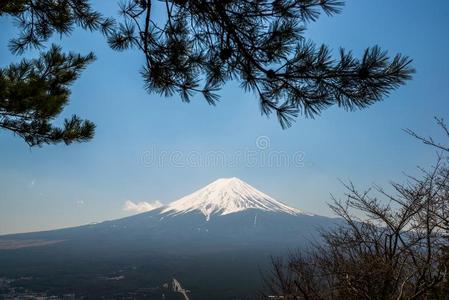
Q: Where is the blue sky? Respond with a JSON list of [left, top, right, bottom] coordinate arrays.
[[1, 1, 448, 234]]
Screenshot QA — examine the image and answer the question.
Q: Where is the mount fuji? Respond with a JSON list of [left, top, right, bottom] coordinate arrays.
[[0, 178, 340, 299], [162, 177, 303, 219]]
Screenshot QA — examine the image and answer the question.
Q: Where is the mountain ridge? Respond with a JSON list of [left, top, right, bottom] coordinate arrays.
[[0, 178, 340, 299], [160, 177, 303, 221]]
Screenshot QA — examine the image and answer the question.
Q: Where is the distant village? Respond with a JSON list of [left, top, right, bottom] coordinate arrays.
[[0, 277, 193, 300]]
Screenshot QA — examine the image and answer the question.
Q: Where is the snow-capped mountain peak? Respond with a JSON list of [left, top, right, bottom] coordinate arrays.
[[161, 177, 302, 220]]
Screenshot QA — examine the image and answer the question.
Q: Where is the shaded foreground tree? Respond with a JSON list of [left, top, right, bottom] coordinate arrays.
[[1, 1, 414, 145], [110, 0, 414, 127], [0, 0, 112, 145], [266, 118, 449, 299], [0, 45, 96, 146]]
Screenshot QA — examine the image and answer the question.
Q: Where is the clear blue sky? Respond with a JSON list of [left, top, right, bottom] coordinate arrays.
[[1, 1, 448, 234]]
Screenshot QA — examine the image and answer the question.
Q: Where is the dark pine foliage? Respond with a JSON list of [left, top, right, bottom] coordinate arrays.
[[0, 0, 113, 146], [1, 0, 414, 146], [0, 45, 96, 146], [109, 0, 414, 128], [1, 0, 114, 54]]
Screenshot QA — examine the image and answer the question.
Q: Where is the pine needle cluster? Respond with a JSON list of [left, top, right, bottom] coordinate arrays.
[[1, 0, 415, 145], [0, 45, 96, 146], [109, 0, 414, 128], [1, 0, 112, 145]]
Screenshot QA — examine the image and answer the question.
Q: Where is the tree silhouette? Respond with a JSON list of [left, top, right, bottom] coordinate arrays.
[[1, 1, 414, 146], [0, 0, 112, 146], [109, 0, 414, 128], [265, 119, 449, 299], [1, 0, 114, 54], [0, 45, 96, 146]]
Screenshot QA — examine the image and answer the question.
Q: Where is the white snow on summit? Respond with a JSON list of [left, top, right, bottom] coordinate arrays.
[[162, 177, 302, 220]]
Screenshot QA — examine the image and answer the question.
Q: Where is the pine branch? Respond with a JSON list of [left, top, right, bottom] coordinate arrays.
[[110, 0, 414, 128], [0, 45, 96, 146]]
